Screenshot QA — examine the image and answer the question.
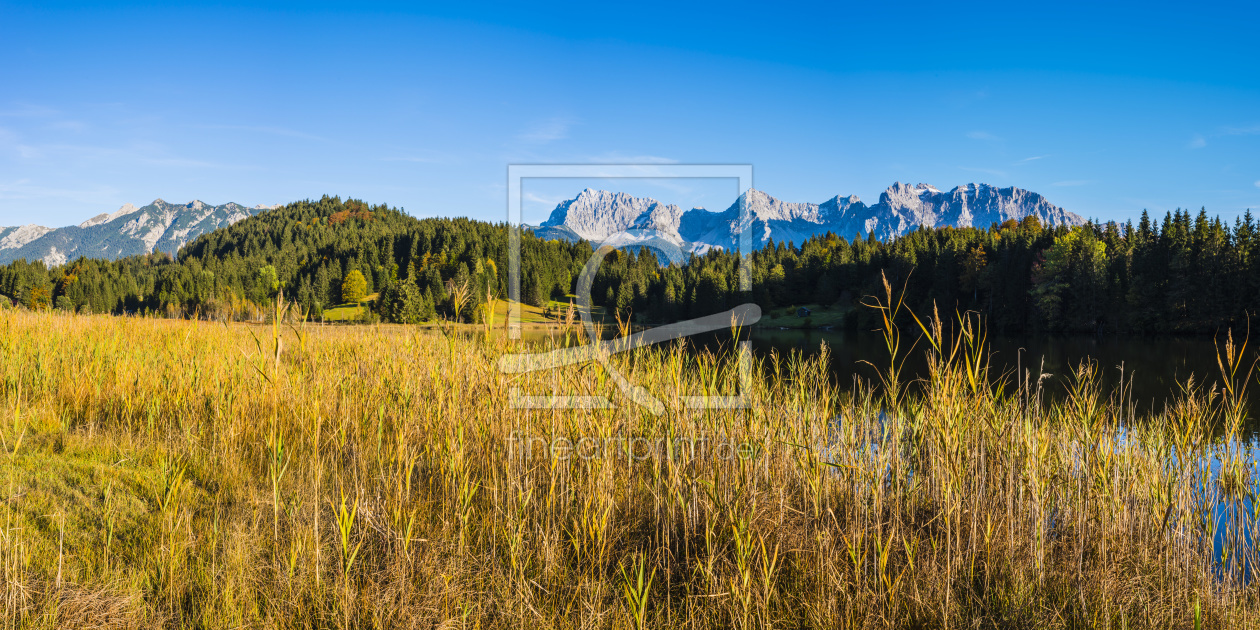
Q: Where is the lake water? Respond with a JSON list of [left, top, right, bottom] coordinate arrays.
[[512, 323, 1260, 571], [510, 323, 1257, 426], [747, 328, 1256, 421], [748, 328, 1260, 574]]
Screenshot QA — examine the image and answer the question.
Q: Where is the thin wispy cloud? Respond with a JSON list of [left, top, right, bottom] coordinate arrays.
[[381, 156, 444, 163], [1255, 180, 1260, 188], [1053, 180, 1091, 187], [7, 140, 243, 170], [1223, 125, 1260, 135], [1018, 155, 1048, 163], [627, 178, 695, 198], [380, 149, 461, 165], [517, 117, 575, 144], [960, 166, 1007, 177], [0, 104, 58, 118], [0, 178, 122, 209], [47, 120, 87, 132], [1188, 133, 1207, 149], [142, 155, 234, 169], [520, 190, 569, 223], [585, 153, 677, 164], [200, 124, 326, 142], [523, 191, 565, 208]]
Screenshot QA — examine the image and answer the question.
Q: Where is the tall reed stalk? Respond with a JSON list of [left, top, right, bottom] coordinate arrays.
[[0, 305, 1257, 628]]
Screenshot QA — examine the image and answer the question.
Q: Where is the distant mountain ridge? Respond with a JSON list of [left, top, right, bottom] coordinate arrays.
[[531, 182, 1086, 263], [0, 199, 280, 266]]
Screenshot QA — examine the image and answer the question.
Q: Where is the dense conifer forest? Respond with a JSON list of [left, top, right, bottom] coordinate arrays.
[[1, 195, 1256, 334]]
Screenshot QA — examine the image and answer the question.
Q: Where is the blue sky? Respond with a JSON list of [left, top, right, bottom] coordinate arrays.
[[1, 1, 1258, 228]]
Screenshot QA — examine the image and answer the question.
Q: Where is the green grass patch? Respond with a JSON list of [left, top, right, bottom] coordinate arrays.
[[756, 303, 851, 329], [321, 293, 379, 322], [481, 297, 607, 325], [0, 427, 187, 597]]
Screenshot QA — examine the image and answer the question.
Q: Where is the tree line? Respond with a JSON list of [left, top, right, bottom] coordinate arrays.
[[1, 195, 1256, 334]]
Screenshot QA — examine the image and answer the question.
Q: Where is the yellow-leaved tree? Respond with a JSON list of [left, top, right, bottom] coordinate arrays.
[[341, 270, 367, 304]]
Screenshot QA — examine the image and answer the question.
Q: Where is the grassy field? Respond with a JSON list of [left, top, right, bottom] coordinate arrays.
[[0, 294, 1258, 628], [755, 303, 851, 329], [320, 296, 604, 327], [320, 294, 379, 323]]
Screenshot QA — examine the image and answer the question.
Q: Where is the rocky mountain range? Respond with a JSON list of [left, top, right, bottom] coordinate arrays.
[[530, 183, 1086, 263], [0, 199, 280, 266], [0, 183, 1084, 268]]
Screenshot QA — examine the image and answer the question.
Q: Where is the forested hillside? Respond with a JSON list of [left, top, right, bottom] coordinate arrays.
[[0, 196, 590, 323], [0, 195, 1256, 334]]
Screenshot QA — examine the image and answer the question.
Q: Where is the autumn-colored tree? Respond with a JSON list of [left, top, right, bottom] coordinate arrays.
[[328, 206, 372, 225], [341, 270, 368, 304], [26, 284, 51, 311]]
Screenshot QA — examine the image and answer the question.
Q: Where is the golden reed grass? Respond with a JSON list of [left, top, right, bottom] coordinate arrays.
[[0, 298, 1257, 629]]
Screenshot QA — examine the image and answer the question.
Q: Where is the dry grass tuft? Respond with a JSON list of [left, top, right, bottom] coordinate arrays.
[[0, 304, 1257, 628]]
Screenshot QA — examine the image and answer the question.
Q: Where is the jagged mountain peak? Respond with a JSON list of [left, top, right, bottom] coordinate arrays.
[[737, 188, 830, 224], [532, 182, 1085, 261], [880, 181, 942, 204], [541, 188, 682, 243], [825, 193, 862, 206], [78, 202, 141, 229], [886, 182, 941, 194], [0, 199, 279, 267], [0, 225, 55, 251]]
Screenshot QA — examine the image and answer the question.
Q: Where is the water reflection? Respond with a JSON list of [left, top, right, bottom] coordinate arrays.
[[509, 325, 1254, 421], [748, 328, 1256, 420], [508, 324, 1260, 580]]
